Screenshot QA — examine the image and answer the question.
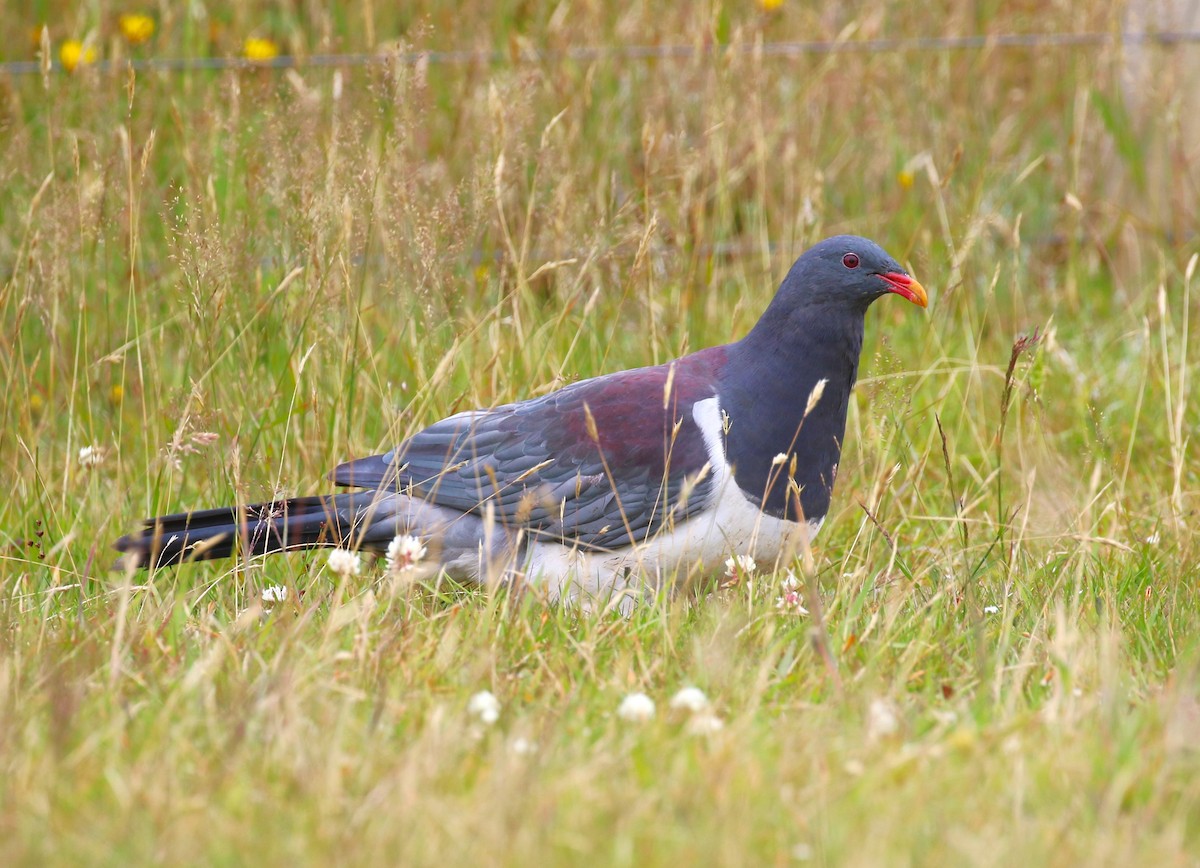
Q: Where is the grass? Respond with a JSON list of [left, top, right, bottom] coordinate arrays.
[[3, 1, 1200, 864]]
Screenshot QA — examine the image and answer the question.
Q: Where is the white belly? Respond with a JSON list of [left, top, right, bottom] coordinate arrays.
[[520, 396, 824, 606]]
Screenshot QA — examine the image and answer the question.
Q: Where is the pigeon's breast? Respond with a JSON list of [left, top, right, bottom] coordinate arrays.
[[518, 395, 823, 604]]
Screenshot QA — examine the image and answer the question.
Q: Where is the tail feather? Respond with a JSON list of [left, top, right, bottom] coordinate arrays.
[[114, 495, 363, 569], [116, 490, 522, 578]]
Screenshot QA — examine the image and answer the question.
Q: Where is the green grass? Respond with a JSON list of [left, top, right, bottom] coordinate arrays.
[[3, 1, 1200, 864]]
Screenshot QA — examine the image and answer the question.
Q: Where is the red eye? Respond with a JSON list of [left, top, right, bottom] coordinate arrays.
[[842, 253, 860, 269]]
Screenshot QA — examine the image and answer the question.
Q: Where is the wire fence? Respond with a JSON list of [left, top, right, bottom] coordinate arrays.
[[2, 30, 1199, 77]]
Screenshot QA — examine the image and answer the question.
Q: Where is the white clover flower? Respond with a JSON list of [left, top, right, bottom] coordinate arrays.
[[327, 547, 361, 577], [510, 736, 536, 755], [261, 585, 288, 605], [616, 692, 656, 723], [775, 575, 809, 615], [468, 690, 501, 725], [983, 605, 999, 615], [669, 686, 710, 714], [866, 698, 900, 740], [386, 534, 427, 575], [775, 592, 808, 615], [78, 445, 106, 468], [723, 554, 756, 578], [686, 713, 725, 736]]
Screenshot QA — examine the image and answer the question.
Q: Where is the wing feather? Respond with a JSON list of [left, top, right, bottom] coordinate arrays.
[[329, 350, 727, 549]]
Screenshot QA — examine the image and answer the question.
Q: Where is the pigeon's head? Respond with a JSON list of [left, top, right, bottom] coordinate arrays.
[[780, 235, 927, 313]]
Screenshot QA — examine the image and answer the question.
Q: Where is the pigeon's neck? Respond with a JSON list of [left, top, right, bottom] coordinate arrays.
[[739, 301, 867, 378], [719, 305, 867, 521]]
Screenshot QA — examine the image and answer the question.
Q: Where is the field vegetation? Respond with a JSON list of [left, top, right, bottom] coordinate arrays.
[[2, 1, 1199, 864]]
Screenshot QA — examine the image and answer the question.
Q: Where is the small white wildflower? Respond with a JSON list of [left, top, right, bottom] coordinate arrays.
[[616, 692, 656, 723], [771, 453, 789, 466], [686, 712, 725, 735], [78, 445, 106, 468], [510, 736, 536, 755], [467, 690, 501, 725], [776, 592, 809, 615], [261, 585, 288, 605], [723, 554, 756, 578], [866, 698, 900, 740], [327, 547, 361, 577], [1146, 531, 1161, 546], [386, 534, 427, 574], [669, 686, 710, 714], [776, 575, 808, 615], [983, 605, 999, 614]]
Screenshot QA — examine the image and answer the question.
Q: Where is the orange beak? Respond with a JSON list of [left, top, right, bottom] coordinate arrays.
[[880, 272, 928, 308]]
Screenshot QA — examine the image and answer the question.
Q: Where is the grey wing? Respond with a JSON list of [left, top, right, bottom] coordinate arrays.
[[328, 398, 714, 550]]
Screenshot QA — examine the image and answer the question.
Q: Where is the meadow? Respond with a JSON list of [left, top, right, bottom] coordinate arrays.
[[2, 1, 1200, 864]]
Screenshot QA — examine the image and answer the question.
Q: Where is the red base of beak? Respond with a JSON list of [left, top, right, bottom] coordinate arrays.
[[879, 272, 928, 308]]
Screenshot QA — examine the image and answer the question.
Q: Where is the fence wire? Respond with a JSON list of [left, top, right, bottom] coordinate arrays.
[[2, 30, 1199, 77]]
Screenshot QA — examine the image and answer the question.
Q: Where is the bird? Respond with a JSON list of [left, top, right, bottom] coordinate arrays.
[[115, 235, 927, 606]]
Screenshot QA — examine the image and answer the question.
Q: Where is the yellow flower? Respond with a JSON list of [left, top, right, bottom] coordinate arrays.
[[243, 37, 280, 63], [118, 13, 155, 45], [60, 39, 97, 72], [109, 384, 125, 404], [759, 0, 784, 10], [897, 169, 915, 190], [29, 393, 45, 414]]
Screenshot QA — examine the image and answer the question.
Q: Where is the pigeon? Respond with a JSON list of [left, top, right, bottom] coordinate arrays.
[[115, 235, 926, 604]]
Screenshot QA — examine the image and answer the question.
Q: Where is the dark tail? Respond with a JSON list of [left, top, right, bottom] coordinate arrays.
[[114, 494, 367, 569]]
